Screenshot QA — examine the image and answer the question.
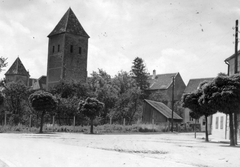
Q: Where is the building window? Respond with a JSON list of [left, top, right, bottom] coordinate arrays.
[[216, 117, 219, 129], [52, 46, 55, 53], [79, 47, 82, 54], [58, 45, 60, 52], [220, 116, 224, 129], [70, 45, 73, 53]]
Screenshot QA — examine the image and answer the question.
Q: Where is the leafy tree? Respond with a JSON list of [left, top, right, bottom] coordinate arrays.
[[112, 71, 142, 124], [0, 57, 7, 73], [0, 93, 4, 106], [148, 90, 169, 105], [50, 80, 90, 99], [182, 84, 216, 142], [78, 97, 104, 134], [88, 69, 118, 120], [200, 74, 240, 146], [1, 81, 31, 125], [55, 96, 82, 125], [29, 90, 57, 133], [131, 57, 149, 91]]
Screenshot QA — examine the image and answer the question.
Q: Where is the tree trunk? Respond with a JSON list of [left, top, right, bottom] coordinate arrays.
[[194, 119, 197, 138], [39, 111, 45, 133], [234, 112, 238, 145], [205, 115, 209, 142], [229, 113, 235, 146], [90, 119, 94, 134]]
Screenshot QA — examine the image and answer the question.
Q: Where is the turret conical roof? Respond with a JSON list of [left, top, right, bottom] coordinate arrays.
[[5, 57, 29, 76], [48, 8, 89, 38]]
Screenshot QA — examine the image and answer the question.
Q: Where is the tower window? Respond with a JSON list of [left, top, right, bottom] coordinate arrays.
[[58, 45, 60, 52], [70, 45, 73, 53], [79, 47, 82, 54], [52, 46, 55, 53]]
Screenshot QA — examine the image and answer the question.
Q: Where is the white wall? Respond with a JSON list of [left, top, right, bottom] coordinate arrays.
[[211, 112, 229, 139]]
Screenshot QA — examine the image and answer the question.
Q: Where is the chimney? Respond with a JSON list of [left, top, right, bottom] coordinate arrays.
[[152, 70, 156, 79]]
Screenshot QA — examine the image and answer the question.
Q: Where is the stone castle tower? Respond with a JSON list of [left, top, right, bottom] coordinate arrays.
[[47, 8, 89, 89]]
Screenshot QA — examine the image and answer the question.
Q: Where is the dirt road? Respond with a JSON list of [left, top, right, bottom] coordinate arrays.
[[0, 133, 239, 167]]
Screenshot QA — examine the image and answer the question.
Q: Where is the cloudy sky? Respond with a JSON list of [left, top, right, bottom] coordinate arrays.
[[0, 0, 239, 84]]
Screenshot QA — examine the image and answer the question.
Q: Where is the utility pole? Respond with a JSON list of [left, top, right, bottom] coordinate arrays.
[[235, 20, 238, 73], [234, 20, 239, 145], [171, 76, 175, 132]]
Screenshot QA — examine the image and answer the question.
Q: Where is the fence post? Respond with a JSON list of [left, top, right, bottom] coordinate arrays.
[[4, 111, 7, 126], [73, 116, 75, 132], [152, 119, 154, 132], [123, 118, 125, 126], [52, 116, 55, 131], [29, 115, 32, 127], [110, 117, 112, 125]]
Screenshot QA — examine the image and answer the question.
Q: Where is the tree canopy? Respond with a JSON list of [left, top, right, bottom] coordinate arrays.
[[78, 97, 104, 134], [200, 74, 240, 145], [131, 57, 149, 90], [29, 90, 57, 133]]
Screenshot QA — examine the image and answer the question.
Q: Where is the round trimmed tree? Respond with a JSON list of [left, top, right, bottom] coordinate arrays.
[[78, 97, 104, 134], [29, 90, 57, 133]]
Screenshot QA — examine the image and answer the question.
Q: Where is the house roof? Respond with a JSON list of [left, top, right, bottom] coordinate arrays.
[[225, 50, 240, 62], [144, 99, 182, 120], [148, 73, 177, 90], [48, 8, 89, 38], [184, 78, 214, 93], [5, 57, 29, 76]]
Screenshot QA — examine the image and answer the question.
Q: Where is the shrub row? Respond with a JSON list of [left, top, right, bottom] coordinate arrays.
[[0, 123, 170, 134]]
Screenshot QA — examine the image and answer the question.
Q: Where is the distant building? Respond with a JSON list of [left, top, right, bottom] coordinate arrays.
[[4, 8, 89, 91], [182, 77, 214, 132], [4, 57, 46, 90], [47, 8, 89, 89], [147, 70, 186, 109], [142, 99, 182, 124], [5, 57, 30, 86]]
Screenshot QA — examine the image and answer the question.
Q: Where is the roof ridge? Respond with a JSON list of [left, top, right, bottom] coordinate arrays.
[[48, 8, 89, 38], [5, 57, 29, 76]]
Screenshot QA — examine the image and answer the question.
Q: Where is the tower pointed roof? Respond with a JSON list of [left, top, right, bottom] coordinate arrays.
[[5, 57, 29, 76], [48, 8, 89, 38]]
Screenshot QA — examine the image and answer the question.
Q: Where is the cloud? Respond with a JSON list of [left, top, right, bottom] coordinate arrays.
[[88, 44, 131, 76], [146, 48, 203, 83]]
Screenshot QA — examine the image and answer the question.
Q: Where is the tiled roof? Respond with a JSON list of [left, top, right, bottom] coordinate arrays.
[[5, 57, 29, 76], [184, 78, 214, 93], [48, 8, 89, 38], [144, 99, 182, 120], [148, 73, 177, 90]]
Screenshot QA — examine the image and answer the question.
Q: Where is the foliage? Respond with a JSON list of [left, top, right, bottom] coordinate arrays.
[[1, 81, 32, 125], [29, 90, 57, 133], [50, 80, 90, 99], [0, 57, 7, 73], [200, 74, 240, 146], [88, 69, 118, 119], [131, 57, 149, 90], [112, 71, 143, 124], [55, 96, 84, 125], [78, 97, 104, 133], [182, 81, 216, 142], [189, 111, 202, 120], [148, 90, 169, 105], [0, 93, 4, 106]]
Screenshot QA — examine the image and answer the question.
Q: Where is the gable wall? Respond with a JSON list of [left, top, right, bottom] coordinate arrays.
[[142, 101, 168, 124]]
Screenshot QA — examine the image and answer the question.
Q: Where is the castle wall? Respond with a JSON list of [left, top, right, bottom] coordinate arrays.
[[63, 33, 88, 82]]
